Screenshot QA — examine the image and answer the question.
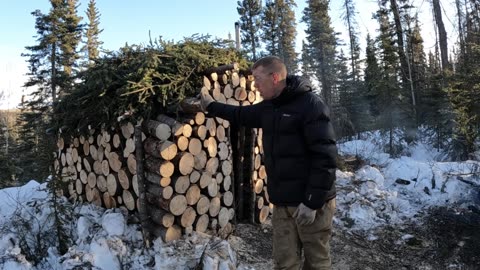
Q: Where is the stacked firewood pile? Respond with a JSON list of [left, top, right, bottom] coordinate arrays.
[[196, 64, 273, 225], [141, 111, 236, 242], [252, 128, 271, 224], [54, 63, 273, 243], [54, 123, 140, 211]]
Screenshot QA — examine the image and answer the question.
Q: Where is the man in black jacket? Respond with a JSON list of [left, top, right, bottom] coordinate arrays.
[[201, 56, 337, 270]]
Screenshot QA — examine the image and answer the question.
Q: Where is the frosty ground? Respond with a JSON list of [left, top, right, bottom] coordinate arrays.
[[1, 131, 479, 269]]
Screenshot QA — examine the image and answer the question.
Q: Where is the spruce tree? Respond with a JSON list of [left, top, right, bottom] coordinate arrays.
[[341, 0, 361, 82], [334, 50, 356, 138], [18, 0, 83, 182], [60, 0, 83, 94], [84, 0, 103, 64], [407, 18, 427, 124], [364, 34, 383, 119], [23, 8, 61, 104], [237, 0, 263, 61], [338, 0, 369, 135], [262, 0, 298, 73], [262, 0, 280, 57], [13, 100, 52, 183], [302, 0, 337, 106], [300, 40, 315, 86], [277, 0, 298, 73], [432, 0, 450, 72], [445, 2, 480, 160], [389, 0, 410, 91], [375, 4, 402, 153], [0, 111, 18, 186], [23, 0, 83, 102], [388, 0, 418, 141], [20, 7, 61, 183], [62, 0, 82, 74], [455, 0, 466, 62]]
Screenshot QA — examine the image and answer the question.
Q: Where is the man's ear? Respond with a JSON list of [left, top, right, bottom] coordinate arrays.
[[272, 72, 280, 84]]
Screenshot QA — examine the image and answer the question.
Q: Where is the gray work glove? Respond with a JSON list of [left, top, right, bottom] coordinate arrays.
[[293, 203, 317, 226], [200, 88, 214, 112]]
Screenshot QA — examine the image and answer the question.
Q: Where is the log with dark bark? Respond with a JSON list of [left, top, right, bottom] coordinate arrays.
[[201, 63, 239, 75], [143, 120, 171, 142], [179, 97, 203, 114], [135, 125, 151, 247], [156, 114, 184, 137], [145, 157, 175, 178], [144, 138, 178, 161]]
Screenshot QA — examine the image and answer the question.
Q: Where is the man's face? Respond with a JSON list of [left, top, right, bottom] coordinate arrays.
[[252, 66, 276, 100]]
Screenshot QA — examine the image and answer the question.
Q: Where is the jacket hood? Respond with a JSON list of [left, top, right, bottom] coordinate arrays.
[[272, 75, 312, 106]]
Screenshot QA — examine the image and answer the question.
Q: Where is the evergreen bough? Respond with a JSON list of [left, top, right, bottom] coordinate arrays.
[[54, 36, 248, 136]]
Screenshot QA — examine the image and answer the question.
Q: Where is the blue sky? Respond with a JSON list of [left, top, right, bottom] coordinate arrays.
[[0, 0, 451, 110], [0, 1, 250, 109], [1, 1, 241, 56]]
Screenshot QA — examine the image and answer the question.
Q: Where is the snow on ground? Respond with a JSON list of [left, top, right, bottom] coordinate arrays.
[[1, 133, 480, 269], [337, 134, 480, 231], [0, 180, 48, 220], [0, 189, 238, 270]]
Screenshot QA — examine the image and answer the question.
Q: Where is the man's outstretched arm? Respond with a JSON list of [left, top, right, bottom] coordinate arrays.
[[201, 88, 264, 128]]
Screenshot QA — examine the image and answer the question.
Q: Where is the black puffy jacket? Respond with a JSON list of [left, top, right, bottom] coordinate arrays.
[[207, 75, 337, 209]]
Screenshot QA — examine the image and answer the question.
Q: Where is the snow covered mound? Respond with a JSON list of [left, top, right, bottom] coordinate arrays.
[[0, 183, 240, 270], [0, 180, 48, 219], [1, 136, 479, 269], [336, 138, 480, 230]]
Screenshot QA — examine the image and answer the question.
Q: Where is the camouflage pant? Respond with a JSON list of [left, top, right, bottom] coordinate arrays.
[[272, 199, 336, 270]]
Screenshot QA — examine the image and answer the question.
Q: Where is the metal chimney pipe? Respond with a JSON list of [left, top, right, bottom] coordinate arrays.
[[234, 22, 240, 50]]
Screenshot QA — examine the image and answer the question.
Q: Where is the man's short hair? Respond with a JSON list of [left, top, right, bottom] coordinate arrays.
[[252, 56, 287, 75]]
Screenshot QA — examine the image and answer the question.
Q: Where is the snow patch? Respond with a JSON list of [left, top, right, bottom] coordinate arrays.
[[102, 213, 125, 237], [1, 133, 480, 269]]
